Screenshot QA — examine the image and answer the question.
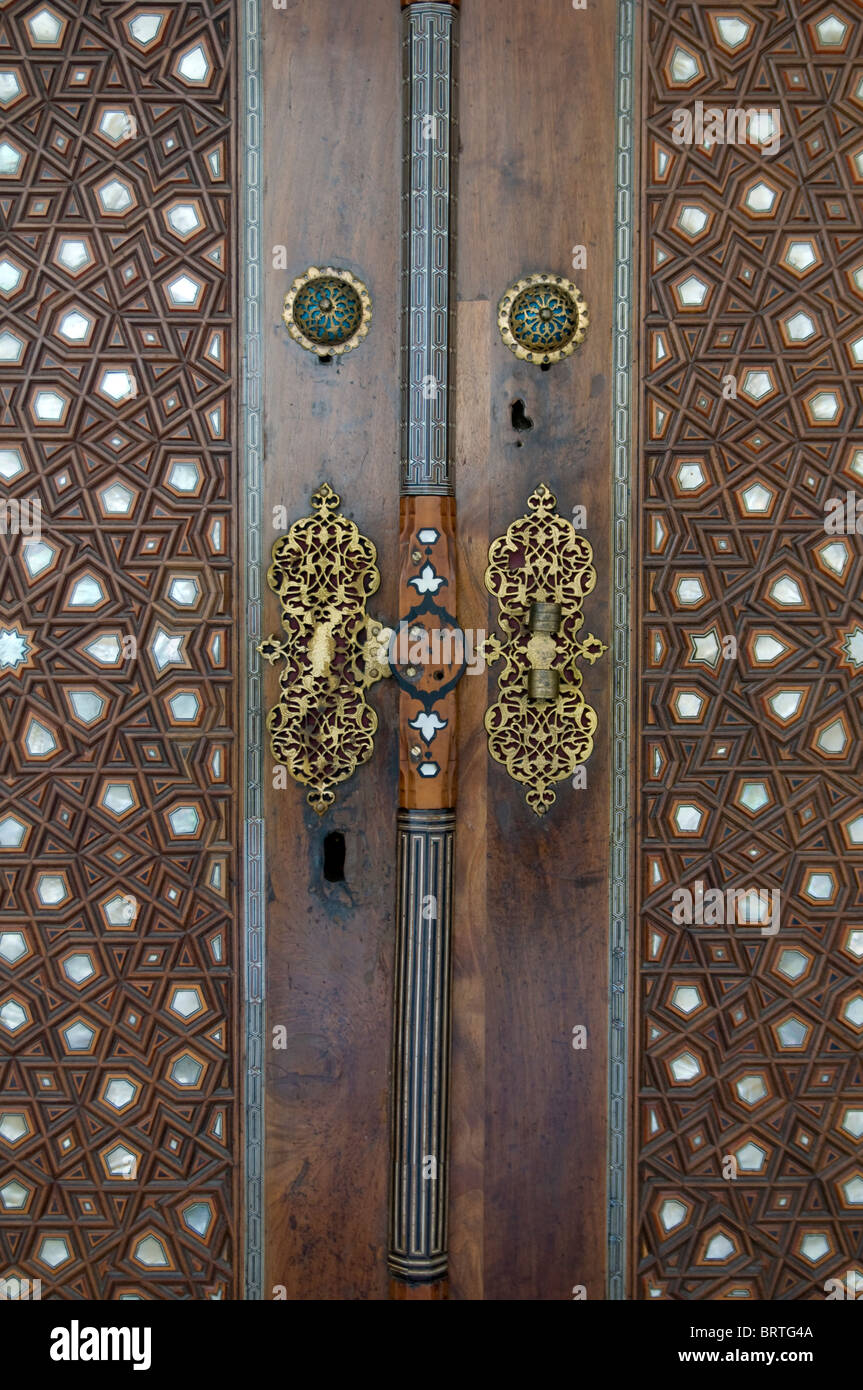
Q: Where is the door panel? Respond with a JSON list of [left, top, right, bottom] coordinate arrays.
[[451, 0, 616, 1300], [263, 0, 617, 1300], [0, 0, 240, 1298], [635, 0, 863, 1299], [260, 1, 400, 1302]]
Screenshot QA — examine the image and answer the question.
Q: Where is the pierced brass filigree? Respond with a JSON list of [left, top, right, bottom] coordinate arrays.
[[259, 483, 391, 815], [497, 273, 589, 365], [483, 484, 607, 815], [283, 267, 372, 358]]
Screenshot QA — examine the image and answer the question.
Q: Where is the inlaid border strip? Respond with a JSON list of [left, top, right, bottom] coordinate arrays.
[[607, 0, 636, 1303], [400, 1, 459, 496], [242, 0, 265, 1303]]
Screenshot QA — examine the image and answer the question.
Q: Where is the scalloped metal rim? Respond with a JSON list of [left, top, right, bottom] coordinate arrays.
[[282, 265, 373, 357], [497, 272, 590, 364]]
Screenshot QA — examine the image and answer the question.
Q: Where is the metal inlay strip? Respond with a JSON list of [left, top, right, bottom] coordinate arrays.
[[400, 3, 459, 496]]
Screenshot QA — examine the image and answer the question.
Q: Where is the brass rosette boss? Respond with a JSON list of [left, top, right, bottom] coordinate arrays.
[[283, 266, 373, 358], [497, 272, 589, 366]]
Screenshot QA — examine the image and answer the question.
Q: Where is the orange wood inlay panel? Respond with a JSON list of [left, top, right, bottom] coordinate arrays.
[[398, 496, 459, 810]]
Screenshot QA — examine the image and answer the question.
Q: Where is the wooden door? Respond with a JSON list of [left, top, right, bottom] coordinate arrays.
[[261, 0, 618, 1300], [4, 0, 859, 1308]]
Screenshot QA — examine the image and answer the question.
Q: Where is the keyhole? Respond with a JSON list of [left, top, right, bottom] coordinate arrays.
[[318, 353, 333, 366], [323, 831, 345, 882], [511, 398, 533, 433]]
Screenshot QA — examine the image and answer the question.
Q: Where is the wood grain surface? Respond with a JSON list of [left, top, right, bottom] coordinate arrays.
[[262, 0, 617, 1300], [261, 0, 400, 1301], [450, 0, 617, 1302]]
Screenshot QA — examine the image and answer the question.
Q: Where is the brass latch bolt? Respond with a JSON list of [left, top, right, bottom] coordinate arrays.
[[527, 601, 561, 701]]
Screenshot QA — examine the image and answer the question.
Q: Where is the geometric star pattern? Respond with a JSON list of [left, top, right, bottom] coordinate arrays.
[[639, 1, 863, 1300], [0, 0, 236, 1298]]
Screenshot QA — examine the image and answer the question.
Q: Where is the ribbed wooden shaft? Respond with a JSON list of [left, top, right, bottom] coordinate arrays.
[[389, 0, 460, 1298], [388, 810, 455, 1281]]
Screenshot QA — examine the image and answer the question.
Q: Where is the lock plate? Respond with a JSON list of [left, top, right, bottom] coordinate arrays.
[[484, 484, 607, 814], [259, 483, 390, 814]]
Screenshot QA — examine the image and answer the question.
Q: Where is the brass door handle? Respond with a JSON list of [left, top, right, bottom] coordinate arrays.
[[483, 484, 607, 814], [257, 483, 391, 815]]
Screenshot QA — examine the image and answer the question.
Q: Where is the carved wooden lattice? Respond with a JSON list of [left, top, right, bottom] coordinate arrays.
[[0, 0, 237, 1297], [638, 0, 863, 1299]]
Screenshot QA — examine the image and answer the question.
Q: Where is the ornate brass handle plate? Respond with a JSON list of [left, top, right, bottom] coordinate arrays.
[[258, 483, 391, 815], [484, 484, 607, 814]]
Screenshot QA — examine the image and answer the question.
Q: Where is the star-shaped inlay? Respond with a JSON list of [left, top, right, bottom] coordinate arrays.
[[835, 624, 863, 674], [0, 624, 34, 674]]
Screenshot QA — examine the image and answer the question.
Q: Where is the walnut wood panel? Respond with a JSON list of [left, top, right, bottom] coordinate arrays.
[[260, 0, 400, 1302], [636, 0, 863, 1299], [451, 0, 616, 1299], [0, 0, 239, 1298]]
